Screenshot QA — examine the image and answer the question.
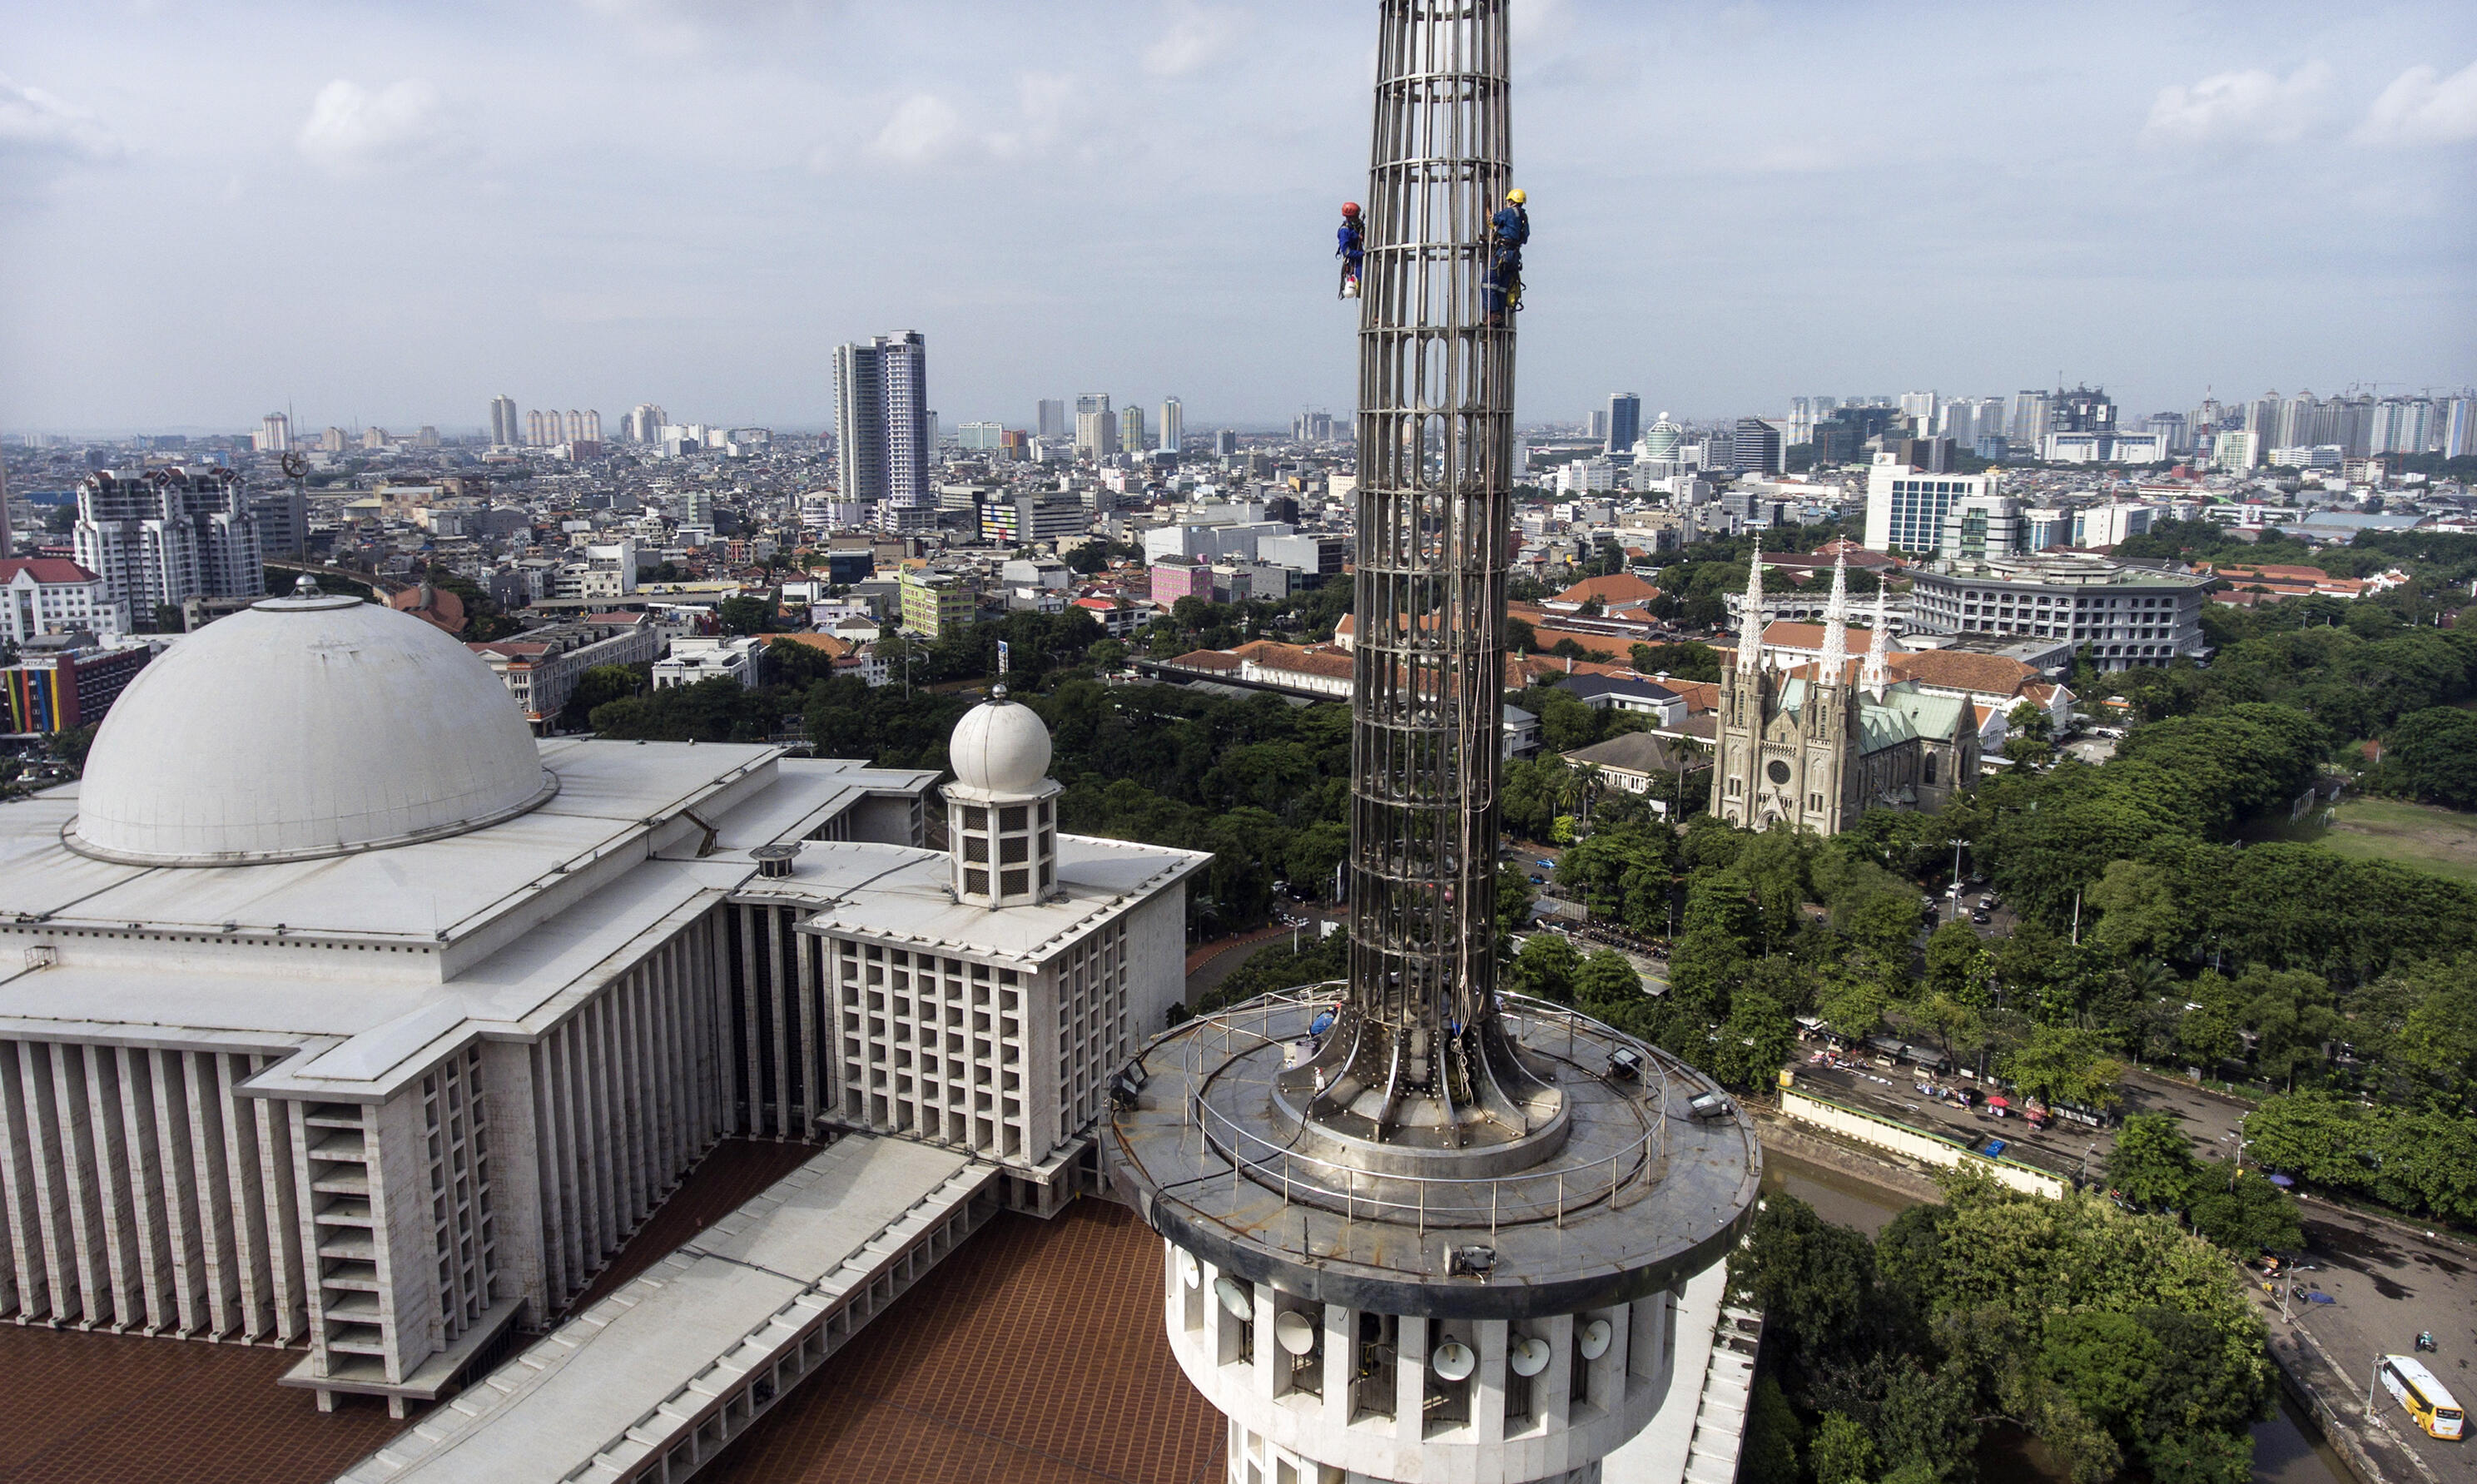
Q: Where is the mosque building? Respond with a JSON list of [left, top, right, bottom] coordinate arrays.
[[0, 579, 1204, 1417], [1708, 542, 1981, 835]]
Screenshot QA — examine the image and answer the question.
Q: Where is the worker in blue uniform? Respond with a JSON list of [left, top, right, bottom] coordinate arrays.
[[1484, 187, 1527, 325], [1337, 201, 1364, 298]]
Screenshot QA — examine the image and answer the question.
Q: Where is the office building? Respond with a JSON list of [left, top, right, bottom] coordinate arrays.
[[2048, 385, 2117, 434], [1159, 396, 1183, 453], [72, 468, 266, 621], [489, 395, 519, 448], [1606, 392, 1641, 454], [1906, 550, 2212, 670], [1074, 395, 1117, 460], [1729, 416, 1781, 474], [1899, 390, 1940, 429], [254, 413, 294, 453], [1037, 399, 1067, 438], [2073, 502, 2158, 548], [623, 404, 666, 444], [1119, 405, 1145, 458], [1863, 454, 1996, 554], [835, 331, 933, 521]]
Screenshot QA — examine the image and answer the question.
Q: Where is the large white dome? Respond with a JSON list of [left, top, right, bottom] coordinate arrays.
[[947, 695, 1052, 796], [68, 584, 557, 866]]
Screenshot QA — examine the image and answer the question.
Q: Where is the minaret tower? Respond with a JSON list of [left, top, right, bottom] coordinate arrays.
[[1108, 8, 1759, 1484]]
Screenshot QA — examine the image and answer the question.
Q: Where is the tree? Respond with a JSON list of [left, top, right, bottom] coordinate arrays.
[[563, 663, 648, 731], [1572, 948, 1644, 1012], [2187, 1172, 2303, 1256], [1670, 871, 1755, 1015], [1716, 989, 1799, 1090], [1740, 1377, 1804, 1484], [2038, 1309, 2163, 1443], [2385, 707, 2477, 807], [1923, 923, 1986, 1006], [2087, 858, 2178, 963], [2107, 1114, 2200, 1210], [1810, 1412, 1879, 1484], [1507, 933, 1580, 1004], [2001, 1024, 2123, 1109], [1816, 975, 1889, 1040], [717, 594, 776, 634]]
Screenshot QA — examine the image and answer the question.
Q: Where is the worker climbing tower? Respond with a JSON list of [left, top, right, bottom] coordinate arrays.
[[1108, 7, 1760, 1482]]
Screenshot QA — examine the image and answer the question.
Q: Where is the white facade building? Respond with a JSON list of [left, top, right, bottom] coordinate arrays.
[[653, 634, 766, 689], [0, 589, 1203, 1418], [72, 468, 266, 618], [1863, 455, 1994, 554], [0, 557, 131, 643]]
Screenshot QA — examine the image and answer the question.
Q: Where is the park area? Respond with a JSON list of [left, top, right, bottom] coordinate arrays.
[[2261, 795, 2477, 885]]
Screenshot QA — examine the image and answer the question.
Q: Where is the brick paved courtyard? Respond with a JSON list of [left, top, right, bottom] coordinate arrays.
[[0, 1140, 1221, 1484]]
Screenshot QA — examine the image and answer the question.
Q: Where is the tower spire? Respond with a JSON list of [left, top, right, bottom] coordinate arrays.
[[1737, 533, 1765, 673], [1864, 584, 1893, 697], [1819, 552, 1849, 680]]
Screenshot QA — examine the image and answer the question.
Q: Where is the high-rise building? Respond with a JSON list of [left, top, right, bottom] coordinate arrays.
[[2008, 390, 2051, 449], [73, 468, 266, 622], [623, 404, 666, 444], [2443, 395, 2476, 459], [835, 330, 932, 517], [1037, 399, 1067, 438], [1119, 405, 1144, 457], [1158, 396, 1183, 453], [489, 395, 519, 448], [1074, 395, 1117, 459], [1899, 390, 1940, 429], [2048, 385, 2117, 434], [1214, 429, 1239, 455], [254, 413, 293, 453], [1109, 14, 1757, 1484], [1729, 416, 1781, 474], [1606, 392, 1641, 454]]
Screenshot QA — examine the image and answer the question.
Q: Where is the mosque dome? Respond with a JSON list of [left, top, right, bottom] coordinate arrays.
[[946, 692, 1052, 796], [67, 581, 557, 866]]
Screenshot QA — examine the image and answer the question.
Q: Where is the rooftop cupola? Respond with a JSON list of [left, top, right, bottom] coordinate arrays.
[[943, 687, 1060, 908]]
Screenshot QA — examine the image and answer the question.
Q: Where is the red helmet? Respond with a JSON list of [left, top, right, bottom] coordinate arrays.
[[1341, 201, 1361, 217]]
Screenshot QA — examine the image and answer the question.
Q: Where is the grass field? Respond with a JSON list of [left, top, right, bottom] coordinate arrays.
[[2285, 796, 2477, 884]]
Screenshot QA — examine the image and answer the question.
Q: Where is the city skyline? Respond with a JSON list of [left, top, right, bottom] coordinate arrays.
[[3, 1, 2474, 432]]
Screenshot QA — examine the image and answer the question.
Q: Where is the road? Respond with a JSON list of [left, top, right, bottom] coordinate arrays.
[[2275, 1199, 2477, 1484]]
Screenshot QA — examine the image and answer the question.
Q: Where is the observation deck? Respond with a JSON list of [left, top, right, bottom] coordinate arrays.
[[1107, 986, 1761, 1321]]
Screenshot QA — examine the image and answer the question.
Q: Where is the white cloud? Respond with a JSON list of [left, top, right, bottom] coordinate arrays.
[[1143, 2, 1240, 79], [2140, 62, 2330, 147], [0, 73, 122, 160], [869, 93, 962, 165], [2355, 61, 2477, 146], [295, 79, 441, 172]]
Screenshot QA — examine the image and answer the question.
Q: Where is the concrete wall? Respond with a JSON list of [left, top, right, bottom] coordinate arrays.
[[1780, 1090, 2065, 1199]]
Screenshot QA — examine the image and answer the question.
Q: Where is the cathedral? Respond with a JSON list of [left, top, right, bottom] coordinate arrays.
[[1709, 542, 1979, 835]]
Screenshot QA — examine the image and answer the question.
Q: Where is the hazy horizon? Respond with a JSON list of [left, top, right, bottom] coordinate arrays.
[[5, 0, 2473, 436]]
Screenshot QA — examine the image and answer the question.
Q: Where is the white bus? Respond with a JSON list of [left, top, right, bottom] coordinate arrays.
[[2381, 1354, 2465, 1440]]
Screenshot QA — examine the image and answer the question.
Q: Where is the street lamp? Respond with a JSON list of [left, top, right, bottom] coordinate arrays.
[[1948, 837, 1968, 925]]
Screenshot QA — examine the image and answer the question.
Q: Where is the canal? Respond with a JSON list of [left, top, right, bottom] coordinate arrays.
[[1759, 1148, 2353, 1484]]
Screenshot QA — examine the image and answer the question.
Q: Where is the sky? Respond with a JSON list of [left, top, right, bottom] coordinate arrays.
[[2, 0, 2474, 436]]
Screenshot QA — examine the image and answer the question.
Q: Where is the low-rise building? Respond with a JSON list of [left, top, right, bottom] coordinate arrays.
[[469, 613, 663, 729], [0, 557, 129, 643], [1905, 552, 2212, 671], [653, 635, 766, 689], [898, 568, 975, 640], [1, 636, 152, 734]]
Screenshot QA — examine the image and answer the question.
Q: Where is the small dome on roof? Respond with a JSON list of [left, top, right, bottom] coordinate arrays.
[[947, 691, 1051, 796], [68, 584, 556, 866]]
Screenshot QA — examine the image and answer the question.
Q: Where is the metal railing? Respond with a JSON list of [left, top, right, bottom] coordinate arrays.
[[1169, 985, 1682, 1236]]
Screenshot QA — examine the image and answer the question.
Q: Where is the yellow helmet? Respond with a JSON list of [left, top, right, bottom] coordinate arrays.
[[1507, 188, 1526, 205]]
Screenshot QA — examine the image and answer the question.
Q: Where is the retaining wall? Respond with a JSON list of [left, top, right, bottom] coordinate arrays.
[[1779, 1090, 2067, 1199]]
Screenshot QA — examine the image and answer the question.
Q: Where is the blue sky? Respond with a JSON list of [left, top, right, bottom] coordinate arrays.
[[2, 0, 2472, 434]]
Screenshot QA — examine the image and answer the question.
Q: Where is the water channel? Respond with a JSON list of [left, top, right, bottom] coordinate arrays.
[[1758, 1149, 2353, 1484]]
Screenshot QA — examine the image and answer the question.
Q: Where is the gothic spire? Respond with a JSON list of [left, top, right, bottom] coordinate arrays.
[[1864, 584, 1893, 697], [1737, 533, 1765, 674], [1819, 553, 1849, 681]]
